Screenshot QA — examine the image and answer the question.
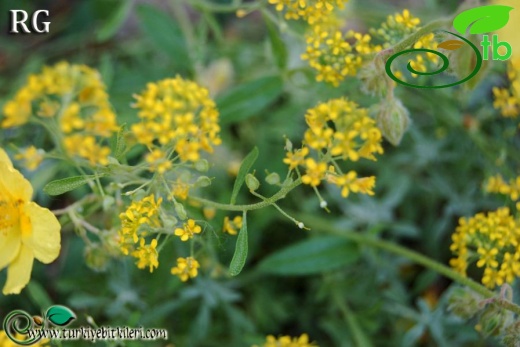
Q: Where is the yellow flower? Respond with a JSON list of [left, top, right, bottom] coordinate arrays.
[[254, 333, 318, 347], [223, 216, 243, 235], [301, 158, 327, 187], [171, 257, 200, 281], [14, 146, 44, 171], [283, 147, 309, 170], [395, 10, 420, 29], [0, 148, 61, 295], [131, 238, 159, 273], [145, 149, 172, 174], [0, 330, 49, 346], [174, 219, 202, 241]]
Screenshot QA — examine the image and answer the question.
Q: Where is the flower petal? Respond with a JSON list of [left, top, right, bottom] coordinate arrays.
[[2, 246, 34, 295], [0, 228, 21, 270], [0, 148, 13, 169], [23, 202, 61, 264], [0, 162, 33, 202]]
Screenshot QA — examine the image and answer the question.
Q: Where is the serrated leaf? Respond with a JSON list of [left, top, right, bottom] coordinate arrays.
[[136, 4, 191, 71], [438, 40, 463, 50], [453, 5, 513, 35], [258, 236, 360, 276], [230, 147, 259, 205], [46, 306, 76, 327], [264, 14, 287, 70], [43, 175, 99, 196], [229, 212, 248, 276], [216, 77, 283, 125]]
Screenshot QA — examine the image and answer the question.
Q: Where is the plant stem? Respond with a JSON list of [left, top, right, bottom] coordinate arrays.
[[189, 178, 302, 211], [297, 213, 520, 316]]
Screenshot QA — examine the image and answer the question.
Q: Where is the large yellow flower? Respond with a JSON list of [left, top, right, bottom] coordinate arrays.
[[0, 148, 61, 295], [494, 0, 519, 59]]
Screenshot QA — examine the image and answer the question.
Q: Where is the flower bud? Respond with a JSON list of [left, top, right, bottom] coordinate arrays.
[[246, 173, 260, 191], [447, 287, 482, 320], [102, 196, 115, 211], [359, 58, 388, 97], [203, 207, 216, 220], [195, 176, 212, 188], [265, 172, 280, 185], [375, 98, 410, 146], [84, 244, 109, 272], [194, 159, 209, 172], [175, 202, 187, 220], [163, 216, 178, 229], [478, 304, 511, 337]]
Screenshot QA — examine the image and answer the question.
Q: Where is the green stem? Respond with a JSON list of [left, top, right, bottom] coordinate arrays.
[[189, 178, 302, 211], [330, 282, 373, 347], [297, 214, 520, 316]]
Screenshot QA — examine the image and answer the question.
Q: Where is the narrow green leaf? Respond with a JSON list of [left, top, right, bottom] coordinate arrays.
[[43, 175, 99, 196], [216, 76, 283, 125], [230, 147, 259, 205], [96, 0, 133, 42], [258, 236, 360, 275], [264, 14, 288, 70], [110, 123, 127, 161], [27, 281, 53, 310], [453, 5, 513, 35], [45, 306, 76, 327], [136, 4, 191, 71], [229, 212, 248, 276]]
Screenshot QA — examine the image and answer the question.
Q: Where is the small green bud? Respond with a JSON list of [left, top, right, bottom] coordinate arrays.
[[502, 321, 520, 347], [478, 304, 511, 337], [265, 172, 280, 185], [447, 287, 482, 320], [195, 176, 212, 188], [359, 59, 388, 97], [375, 98, 410, 146], [194, 159, 209, 172], [163, 216, 178, 229], [84, 244, 109, 272], [102, 196, 115, 211], [284, 138, 293, 152], [246, 173, 260, 191], [175, 202, 187, 220], [107, 156, 119, 165]]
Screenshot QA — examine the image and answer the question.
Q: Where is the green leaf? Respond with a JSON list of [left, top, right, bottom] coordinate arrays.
[[27, 281, 53, 310], [110, 123, 127, 161], [258, 236, 360, 275], [264, 15, 288, 70], [136, 4, 191, 71], [96, 0, 133, 42], [45, 306, 76, 327], [230, 147, 259, 205], [453, 5, 513, 35], [216, 76, 283, 125], [229, 212, 248, 276], [43, 175, 99, 196]]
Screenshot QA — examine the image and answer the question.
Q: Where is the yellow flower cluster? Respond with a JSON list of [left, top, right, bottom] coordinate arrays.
[[223, 215, 243, 235], [486, 174, 520, 202], [14, 146, 44, 171], [131, 77, 221, 169], [171, 257, 200, 282], [118, 194, 162, 257], [302, 27, 381, 86], [1, 62, 118, 166], [284, 98, 382, 196], [268, 0, 348, 25], [131, 238, 159, 272], [253, 334, 318, 347], [450, 207, 520, 288], [493, 59, 520, 118]]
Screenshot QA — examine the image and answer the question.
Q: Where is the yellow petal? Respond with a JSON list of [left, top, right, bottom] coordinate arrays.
[[0, 162, 33, 202], [0, 230, 21, 270], [0, 148, 13, 169], [3, 246, 34, 295], [22, 202, 61, 264]]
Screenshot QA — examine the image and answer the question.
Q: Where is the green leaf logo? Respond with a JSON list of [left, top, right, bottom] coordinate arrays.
[[45, 306, 76, 327], [453, 5, 514, 35]]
